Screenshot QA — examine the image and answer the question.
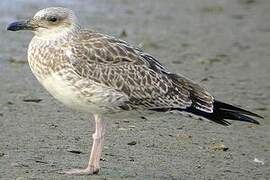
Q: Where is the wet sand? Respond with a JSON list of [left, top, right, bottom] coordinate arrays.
[[0, 0, 269, 179]]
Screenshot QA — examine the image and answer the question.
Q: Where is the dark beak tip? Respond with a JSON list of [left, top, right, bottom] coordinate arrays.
[[7, 22, 20, 31], [7, 24, 15, 31], [6, 21, 32, 31]]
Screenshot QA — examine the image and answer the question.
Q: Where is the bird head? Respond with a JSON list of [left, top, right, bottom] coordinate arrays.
[[7, 7, 79, 37]]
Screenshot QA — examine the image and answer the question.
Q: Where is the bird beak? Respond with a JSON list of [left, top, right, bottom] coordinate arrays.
[[7, 20, 35, 31]]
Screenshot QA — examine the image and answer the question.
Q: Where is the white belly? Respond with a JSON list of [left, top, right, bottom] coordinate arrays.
[[39, 73, 91, 112], [38, 72, 127, 114]]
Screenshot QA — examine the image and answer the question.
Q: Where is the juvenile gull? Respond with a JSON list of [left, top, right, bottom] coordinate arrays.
[[7, 7, 262, 175]]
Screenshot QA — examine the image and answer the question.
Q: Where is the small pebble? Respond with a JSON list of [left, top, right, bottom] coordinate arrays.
[[67, 149, 83, 154], [127, 141, 137, 146], [212, 143, 229, 151]]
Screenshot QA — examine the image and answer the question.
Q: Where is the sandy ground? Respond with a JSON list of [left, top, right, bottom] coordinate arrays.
[[0, 0, 270, 179]]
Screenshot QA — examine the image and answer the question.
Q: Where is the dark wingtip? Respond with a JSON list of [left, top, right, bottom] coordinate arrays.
[[208, 100, 262, 125], [181, 100, 262, 126], [149, 100, 262, 126], [215, 100, 264, 119], [230, 111, 260, 125]]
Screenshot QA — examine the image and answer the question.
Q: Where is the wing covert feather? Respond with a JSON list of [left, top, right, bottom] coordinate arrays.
[[68, 30, 213, 111]]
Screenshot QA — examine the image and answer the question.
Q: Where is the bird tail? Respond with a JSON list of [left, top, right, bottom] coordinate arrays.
[[185, 100, 263, 126]]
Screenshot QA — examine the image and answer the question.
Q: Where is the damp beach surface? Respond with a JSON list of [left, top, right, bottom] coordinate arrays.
[[0, 0, 270, 179]]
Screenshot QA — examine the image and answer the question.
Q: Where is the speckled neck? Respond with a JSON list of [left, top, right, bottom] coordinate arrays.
[[27, 30, 77, 80]]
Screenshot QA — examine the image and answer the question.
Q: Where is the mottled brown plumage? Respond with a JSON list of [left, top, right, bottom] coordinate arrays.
[[7, 7, 262, 175], [28, 27, 214, 114], [70, 30, 214, 111]]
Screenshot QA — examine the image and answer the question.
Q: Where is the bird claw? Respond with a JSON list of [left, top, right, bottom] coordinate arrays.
[[58, 166, 99, 175]]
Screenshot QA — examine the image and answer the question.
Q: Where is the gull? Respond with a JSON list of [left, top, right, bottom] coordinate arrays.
[[7, 7, 262, 175]]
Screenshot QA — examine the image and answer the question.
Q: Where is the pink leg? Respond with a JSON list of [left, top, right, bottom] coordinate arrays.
[[63, 114, 105, 175]]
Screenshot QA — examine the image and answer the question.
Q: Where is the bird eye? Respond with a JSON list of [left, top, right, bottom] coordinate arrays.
[[47, 16, 58, 22]]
